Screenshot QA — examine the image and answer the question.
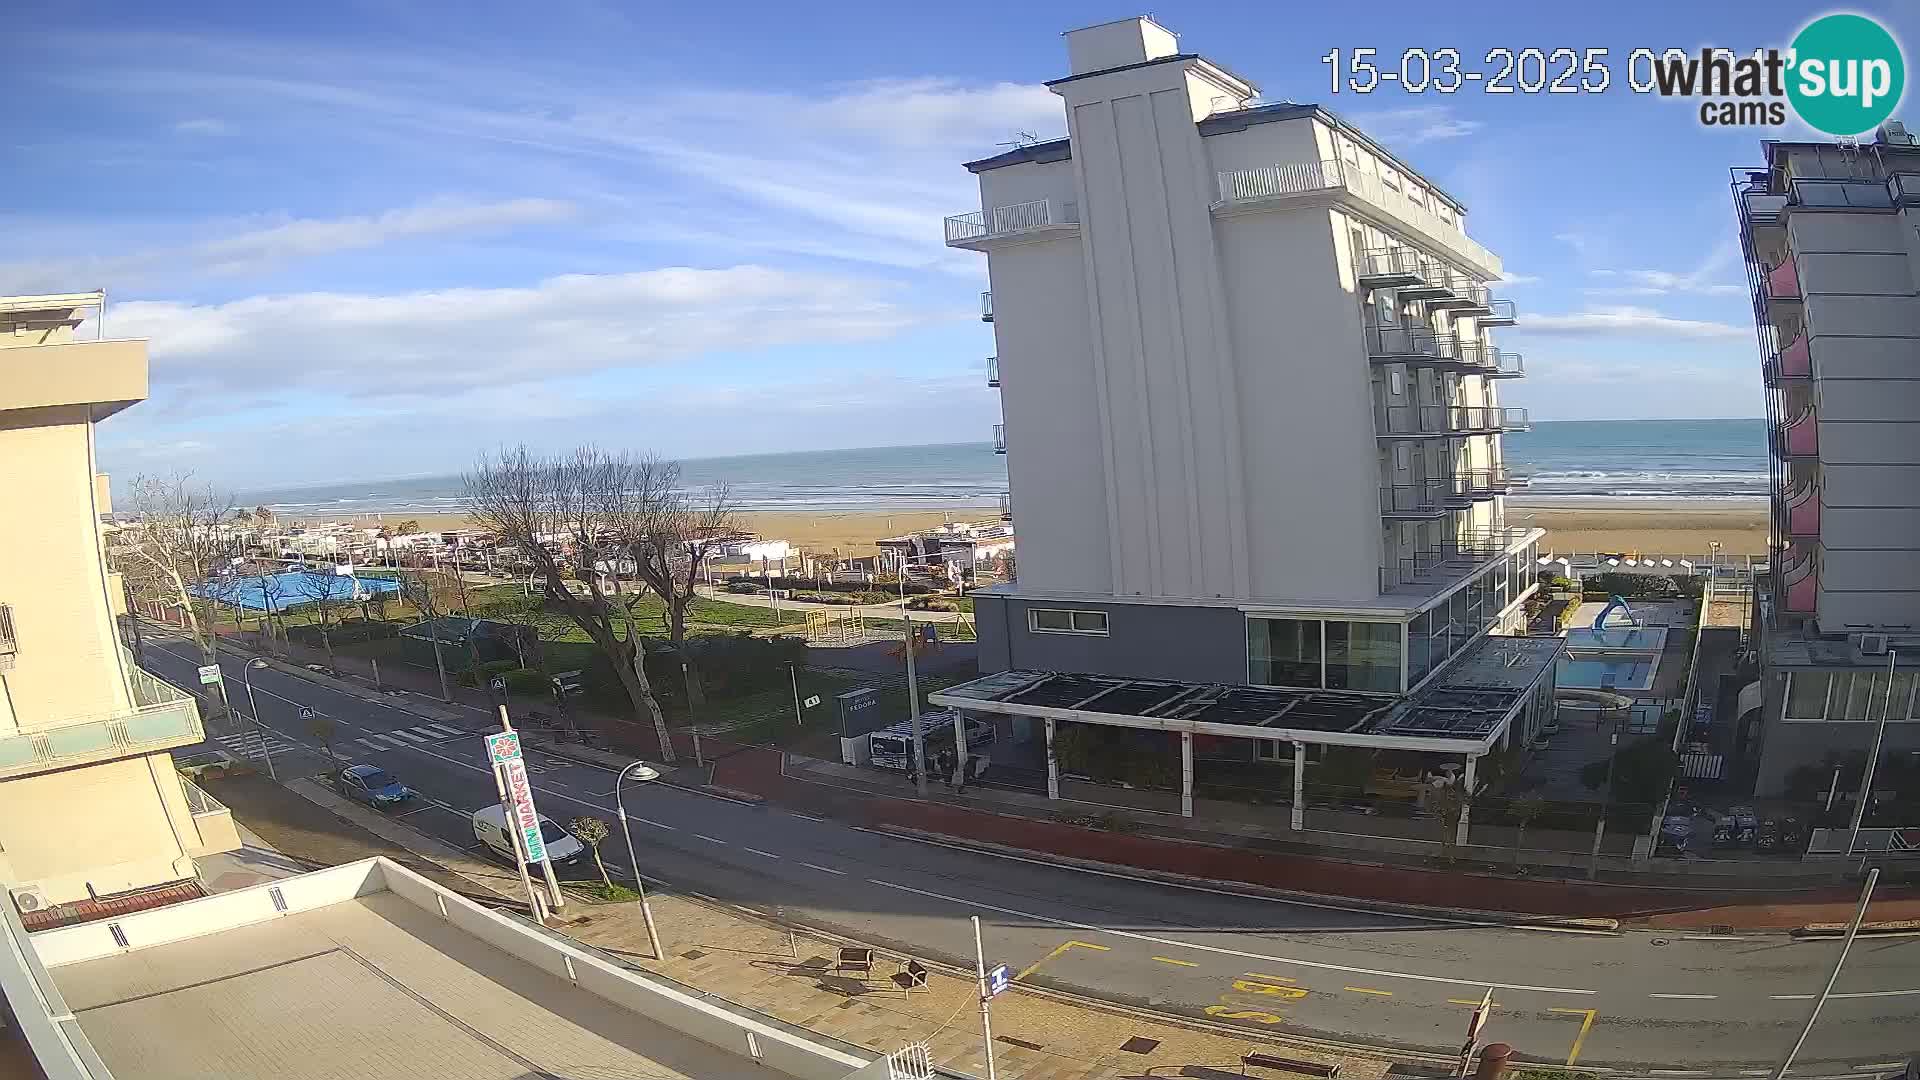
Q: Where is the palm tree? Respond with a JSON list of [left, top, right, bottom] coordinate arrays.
[[569, 816, 613, 890]]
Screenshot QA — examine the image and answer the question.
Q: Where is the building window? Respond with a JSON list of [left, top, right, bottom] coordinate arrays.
[[1249, 617, 1403, 693], [1784, 670, 1919, 722], [1029, 608, 1108, 636], [1248, 617, 1320, 689], [1326, 620, 1402, 693]]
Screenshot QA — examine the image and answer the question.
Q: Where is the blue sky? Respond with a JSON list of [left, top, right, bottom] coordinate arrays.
[[6, 0, 1910, 487]]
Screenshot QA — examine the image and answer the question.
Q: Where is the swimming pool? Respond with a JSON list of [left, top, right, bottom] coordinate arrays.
[[188, 571, 402, 611], [1563, 626, 1668, 653], [1557, 658, 1657, 692]]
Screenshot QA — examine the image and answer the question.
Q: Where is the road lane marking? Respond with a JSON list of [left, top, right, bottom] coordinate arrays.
[[389, 729, 432, 743], [742, 847, 781, 859], [1828, 988, 1920, 999], [694, 834, 728, 845], [1232, 979, 1307, 999], [1152, 956, 1198, 967], [1679, 935, 1754, 941], [1014, 940, 1110, 983], [1771, 994, 1815, 1000], [789, 812, 826, 823], [864, 878, 1594, 995], [800, 863, 846, 876], [354, 738, 385, 750], [1345, 987, 1393, 997], [1242, 973, 1296, 983], [423, 724, 465, 737], [1550, 1007, 1598, 1066], [1449, 998, 1505, 1007], [852, 826, 1485, 929], [628, 816, 677, 831], [1648, 993, 1718, 1000]]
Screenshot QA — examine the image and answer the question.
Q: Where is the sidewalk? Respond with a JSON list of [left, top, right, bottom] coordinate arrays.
[[693, 582, 973, 623], [206, 768, 1399, 1080]]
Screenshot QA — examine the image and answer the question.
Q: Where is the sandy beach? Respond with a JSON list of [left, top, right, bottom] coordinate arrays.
[[301, 499, 1768, 559]]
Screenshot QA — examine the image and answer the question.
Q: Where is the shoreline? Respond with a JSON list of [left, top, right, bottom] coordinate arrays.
[[291, 497, 1770, 558]]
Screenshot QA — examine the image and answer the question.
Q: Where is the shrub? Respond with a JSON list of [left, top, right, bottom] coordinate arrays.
[[459, 658, 522, 687], [907, 597, 958, 612]]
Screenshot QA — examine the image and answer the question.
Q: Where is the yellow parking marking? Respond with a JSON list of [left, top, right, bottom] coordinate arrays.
[[1550, 1007, 1598, 1066], [1014, 940, 1110, 984], [1232, 979, 1308, 999], [1241, 972, 1296, 983], [1345, 986, 1394, 997], [1153, 956, 1199, 968], [1204, 1005, 1285, 1024]]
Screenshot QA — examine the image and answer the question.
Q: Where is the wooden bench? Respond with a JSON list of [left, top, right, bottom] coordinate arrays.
[[1243, 1052, 1340, 1077]]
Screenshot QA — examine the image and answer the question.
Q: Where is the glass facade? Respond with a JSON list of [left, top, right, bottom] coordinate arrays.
[[1783, 670, 1919, 722], [1248, 617, 1403, 693]]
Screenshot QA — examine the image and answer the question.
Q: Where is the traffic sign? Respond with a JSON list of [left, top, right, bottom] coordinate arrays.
[[298, 707, 317, 721], [984, 963, 1011, 999], [485, 731, 523, 764], [198, 664, 222, 685], [803, 695, 822, 709], [501, 757, 546, 862], [490, 676, 508, 693]]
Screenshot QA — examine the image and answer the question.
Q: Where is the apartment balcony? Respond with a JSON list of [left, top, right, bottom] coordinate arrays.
[[1765, 331, 1811, 386], [179, 774, 242, 858], [1381, 526, 1534, 594], [992, 423, 1006, 454], [1780, 547, 1817, 614], [1380, 482, 1449, 520], [1462, 466, 1526, 498], [1785, 484, 1821, 538], [986, 355, 1000, 388], [1369, 328, 1469, 370], [1479, 298, 1516, 326], [1377, 404, 1522, 437], [998, 493, 1012, 521], [1356, 246, 1433, 288], [945, 198, 1081, 250], [0, 661, 203, 781], [1424, 274, 1483, 313], [1775, 408, 1819, 459], [1215, 159, 1501, 279], [1765, 257, 1802, 303]]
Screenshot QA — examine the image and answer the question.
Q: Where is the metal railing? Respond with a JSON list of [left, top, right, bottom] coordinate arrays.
[[998, 493, 1012, 521], [1380, 482, 1448, 516], [980, 291, 993, 321], [1376, 404, 1528, 435], [1369, 327, 1462, 360], [1217, 159, 1499, 275], [1357, 246, 1433, 282], [992, 424, 1006, 453], [944, 198, 1080, 244], [1481, 298, 1517, 324], [985, 355, 999, 387], [179, 773, 228, 816]]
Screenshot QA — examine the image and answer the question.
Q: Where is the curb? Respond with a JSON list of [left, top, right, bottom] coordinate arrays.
[[870, 824, 1625, 932], [1792, 918, 1920, 938]]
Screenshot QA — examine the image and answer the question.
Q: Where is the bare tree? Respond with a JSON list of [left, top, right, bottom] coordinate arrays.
[[107, 473, 239, 714], [394, 569, 458, 702], [616, 458, 738, 708], [465, 445, 677, 761], [290, 568, 350, 669]]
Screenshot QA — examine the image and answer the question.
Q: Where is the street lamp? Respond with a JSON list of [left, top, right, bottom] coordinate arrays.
[[615, 761, 665, 959], [241, 657, 278, 781]]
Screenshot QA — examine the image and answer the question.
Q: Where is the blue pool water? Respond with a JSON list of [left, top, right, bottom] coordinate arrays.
[[1557, 658, 1657, 691], [1563, 626, 1668, 652], [188, 571, 401, 611]]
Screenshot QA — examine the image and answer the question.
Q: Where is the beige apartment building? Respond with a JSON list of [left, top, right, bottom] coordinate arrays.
[[0, 291, 236, 924]]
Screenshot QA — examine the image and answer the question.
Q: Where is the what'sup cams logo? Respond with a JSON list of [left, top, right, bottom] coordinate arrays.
[[1650, 13, 1905, 135]]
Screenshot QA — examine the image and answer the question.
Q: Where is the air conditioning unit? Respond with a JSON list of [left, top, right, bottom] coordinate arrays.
[[10, 884, 48, 914], [1878, 121, 1915, 146], [1858, 633, 1891, 656]]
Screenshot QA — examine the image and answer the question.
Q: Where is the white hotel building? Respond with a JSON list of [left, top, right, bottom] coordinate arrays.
[[933, 19, 1557, 825]]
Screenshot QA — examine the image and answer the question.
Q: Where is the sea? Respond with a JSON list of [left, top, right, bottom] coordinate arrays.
[[236, 419, 1769, 516]]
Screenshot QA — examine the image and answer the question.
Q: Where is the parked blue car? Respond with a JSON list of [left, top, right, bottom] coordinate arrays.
[[337, 765, 415, 809]]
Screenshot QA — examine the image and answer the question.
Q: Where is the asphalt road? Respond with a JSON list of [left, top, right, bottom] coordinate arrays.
[[140, 633, 1920, 1073]]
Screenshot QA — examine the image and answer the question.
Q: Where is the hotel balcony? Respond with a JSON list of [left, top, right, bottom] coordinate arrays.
[[1369, 328, 1470, 370], [1765, 331, 1810, 386], [992, 423, 1006, 454], [1780, 546, 1817, 614], [0, 659, 203, 782], [1479, 297, 1516, 326], [980, 291, 993, 322], [1376, 404, 1526, 437], [998, 493, 1012, 521], [1356, 246, 1434, 288], [1214, 159, 1501, 279], [945, 198, 1081, 250], [1462, 466, 1526, 498], [1765, 256, 1802, 303], [1424, 274, 1484, 313], [986, 355, 999, 388], [1785, 484, 1821, 539], [1775, 408, 1819, 459], [1380, 481, 1449, 520], [1381, 526, 1535, 595]]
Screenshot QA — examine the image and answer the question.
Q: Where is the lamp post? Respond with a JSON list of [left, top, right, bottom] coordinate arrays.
[[615, 761, 665, 959], [1845, 650, 1898, 863], [241, 657, 278, 781]]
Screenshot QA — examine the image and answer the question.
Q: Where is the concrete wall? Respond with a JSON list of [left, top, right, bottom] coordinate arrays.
[[0, 340, 146, 415], [0, 754, 197, 904], [1754, 714, 1920, 796], [975, 593, 1248, 683]]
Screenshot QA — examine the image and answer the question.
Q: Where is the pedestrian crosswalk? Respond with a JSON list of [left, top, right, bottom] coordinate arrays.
[[351, 723, 469, 752], [217, 730, 306, 762]]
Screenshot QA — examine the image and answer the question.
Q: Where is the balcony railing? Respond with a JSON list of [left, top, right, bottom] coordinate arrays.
[[1376, 404, 1529, 436], [980, 291, 993, 322], [945, 199, 1081, 246], [1766, 257, 1802, 301], [1486, 349, 1524, 377], [1216, 159, 1500, 276], [0, 602, 13, 671], [998, 493, 1012, 521], [992, 424, 1006, 454], [1480, 298, 1516, 326], [0, 658, 203, 781], [1381, 527, 1534, 592], [1380, 482, 1449, 518], [1356, 246, 1434, 288], [1777, 408, 1819, 458], [986, 355, 999, 388], [1786, 485, 1821, 538], [1369, 327, 1464, 364]]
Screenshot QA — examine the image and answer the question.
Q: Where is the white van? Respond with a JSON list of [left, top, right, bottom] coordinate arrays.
[[471, 803, 587, 869]]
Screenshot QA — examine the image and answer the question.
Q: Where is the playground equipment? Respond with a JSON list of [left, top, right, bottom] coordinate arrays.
[[805, 609, 888, 647]]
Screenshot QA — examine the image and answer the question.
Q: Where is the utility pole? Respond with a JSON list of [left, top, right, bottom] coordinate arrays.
[[1589, 729, 1618, 878], [905, 604, 926, 798], [1771, 868, 1878, 1080], [1845, 651, 1898, 862], [971, 916, 1000, 1080]]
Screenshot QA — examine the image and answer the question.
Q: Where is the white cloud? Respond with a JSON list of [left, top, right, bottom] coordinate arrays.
[[1516, 306, 1748, 340], [1349, 106, 1482, 146], [111, 266, 942, 396], [1495, 272, 1541, 287], [173, 117, 229, 135], [1585, 268, 1745, 297], [0, 198, 578, 294]]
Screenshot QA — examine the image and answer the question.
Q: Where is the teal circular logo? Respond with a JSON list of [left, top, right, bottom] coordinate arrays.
[[1788, 14, 1905, 137]]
